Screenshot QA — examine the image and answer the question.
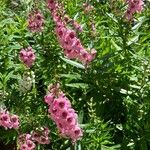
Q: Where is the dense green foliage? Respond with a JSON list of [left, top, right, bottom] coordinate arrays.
[[0, 0, 150, 149]]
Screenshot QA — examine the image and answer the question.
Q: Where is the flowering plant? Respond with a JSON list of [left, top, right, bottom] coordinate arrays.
[[0, 0, 150, 149]]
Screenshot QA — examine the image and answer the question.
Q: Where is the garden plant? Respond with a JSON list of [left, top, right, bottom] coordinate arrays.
[[0, 0, 150, 150]]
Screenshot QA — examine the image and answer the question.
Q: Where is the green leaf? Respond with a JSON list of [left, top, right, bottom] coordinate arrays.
[[116, 124, 123, 130], [65, 83, 88, 89], [106, 13, 118, 23], [101, 144, 121, 150], [132, 16, 147, 30], [127, 36, 139, 46], [111, 40, 122, 51], [78, 110, 84, 124], [74, 12, 79, 20], [60, 74, 81, 80], [120, 89, 131, 95], [60, 56, 85, 69], [129, 84, 141, 89]]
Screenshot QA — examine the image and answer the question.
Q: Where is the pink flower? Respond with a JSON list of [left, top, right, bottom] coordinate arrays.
[[72, 21, 83, 32], [44, 84, 83, 142], [31, 127, 50, 145], [19, 47, 36, 68], [66, 117, 76, 130], [31, 132, 40, 142], [26, 140, 36, 150], [47, 0, 58, 11], [20, 144, 28, 150], [60, 109, 68, 119], [43, 127, 50, 136], [20, 49, 26, 58], [70, 126, 83, 143], [28, 9, 44, 32], [39, 136, 50, 144], [18, 134, 36, 150], [53, 97, 71, 110], [44, 93, 54, 105], [47, 0, 96, 65], [25, 134, 32, 141], [0, 111, 11, 129], [10, 115, 19, 129], [125, 0, 144, 20], [0, 110, 20, 130]]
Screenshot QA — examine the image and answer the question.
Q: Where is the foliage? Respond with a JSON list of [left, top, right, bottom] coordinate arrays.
[[0, 0, 150, 150]]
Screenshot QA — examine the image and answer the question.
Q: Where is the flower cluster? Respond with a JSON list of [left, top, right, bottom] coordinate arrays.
[[31, 127, 50, 145], [18, 128, 50, 150], [47, 0, 96, 65], [18, 134, 36, 150], [0, 110, 19, 129], [125, 0, 144, 20], [27, 9, 44, 32], [44, 83, 83, 143], [19, 46, 36, 68]]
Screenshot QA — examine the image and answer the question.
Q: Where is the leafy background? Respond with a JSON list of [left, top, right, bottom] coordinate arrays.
[[0, 0, 150, 149]]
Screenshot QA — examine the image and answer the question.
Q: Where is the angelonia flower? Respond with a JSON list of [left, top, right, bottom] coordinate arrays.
[[125, 0, 144, 20], [18, 127, 50, 150], [0, 110, 19, 129], [71, 20, 83, 32], [31, 127, 50, 145], [18, 134, 36, 150], [47, 0, 96, 65], [19, 46, 36, 68], [27, 9, 44, 32], [64, 15, 83, 32], [44, 83, 83, 143]]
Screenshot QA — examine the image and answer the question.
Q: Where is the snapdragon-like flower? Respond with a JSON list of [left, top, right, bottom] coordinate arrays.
[[19, 46, 36, 68], [10, 114, 20, 129], [44, 83, 83, 143], [63, 16, 83, 32], [47, 0, 96, 65], [18, 134, 36, 150], [18, 128, 50, 150], [55, 21, 96, 65], [28, 9, 44, 32], [31, 127, 50, 145], [0, 110, 19, 129], [47, 0, 58, 11], [125, 0, 144, 20]]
